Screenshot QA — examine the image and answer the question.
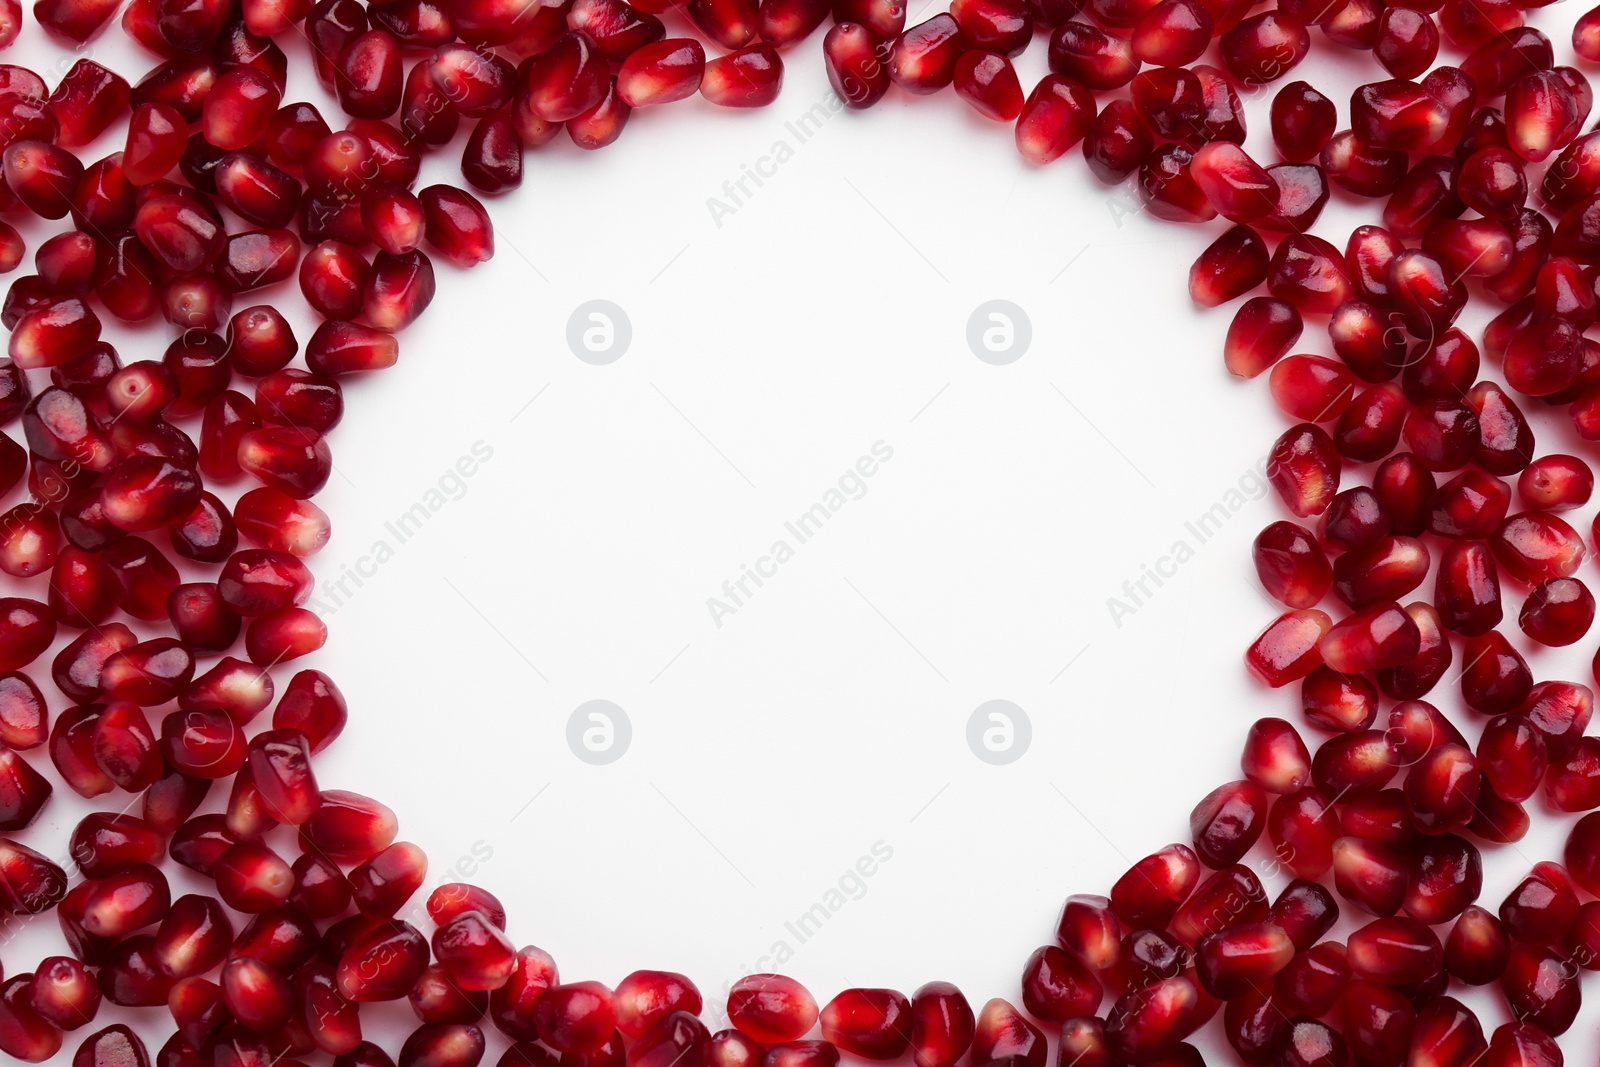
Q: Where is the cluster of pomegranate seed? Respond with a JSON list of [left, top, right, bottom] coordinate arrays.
[[0, 0, 1596, 1059]]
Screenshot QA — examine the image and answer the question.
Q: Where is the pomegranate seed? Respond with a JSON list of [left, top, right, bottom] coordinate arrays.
[[970, 997, 1044, 1066], [123, 108, 186, 189], [1274, 941, 1348, 1017], [1267, 424, 1340, 518], [1500, 943, 1579, 1035], [1267, 787, 1337, 878], [1173, 865, 1269, 946], [1301, 665, 1378, 731], [488, 946, 559, 1041], [300, 790, 396, 865], [613, 39, 705, 107], [1251, 522, 1331, 609], [727, 975, 816, 1044], [1519, 576, 1594, 646], [153, 893, 234, 979], [1192, 923, 1294, 999], [1524, 680, 1594, 760], [1489, 512, 1584, 584], [245, 607, 327, 664], [1332, 536, 1429, 609], [180, 657, 273, 725], [1246, 608, 1331, 687], [1189, 225, 1268, 307], [1497, 862, 1578, 948], [1220, 11, 1308, 83], [1348, 916, 1442, 985], [1110, 843, 1199, 928], [1131, 0, 1209, 64], [237, 426, 332, 499], [905, 982, 971, 1067], [30, 956, 99, 1032], [1337, 982, 1414, 1066], [1333, 836, 1408, 916], [1103, 978, 1200, 1064], [953, 51, 1022, 121], [1478, 713, 1546, 803], [1238, 717, 1311, 795], [1272, 81, 1336, 161], [1442, 904, 1511, 986], [818, 988, 912, 1058], [1188, 779, 1266, 867], [1014, 75, 1095, 165]]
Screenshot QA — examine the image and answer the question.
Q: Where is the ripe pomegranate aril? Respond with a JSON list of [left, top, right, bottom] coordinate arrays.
[[1497, 862, 1578, 948], [482, 947, 558, 1042], [614, 38, 705, 108], [419, 915, 512, 998], [1269, 234, 1353, 316], [1015, 75, 1095, 166], [216, 840, 293, 913], [1130, 0, 1210, 64], [1103, 978, 1199, 1065], [1252, 522, 1332, 610], [237, 426, 333, 499], [1044, 23, 1133, 93], [218, 955, 294, 1033], [1518, 576, 1594, 646], [1403, 832, 1481, 926], [1221, 988, 1282, 1066], [1080, 99, 1150, 186], [1401, 741, 1479, 833], [1318, 604, 1420, 671], [953, 51, 1023, 121], [1328, 300, 1403, 383], [1335, 981, 1413, 1067], [1110, 843, 1199, 929], [1267, 424, 1340, 518], [1105, 928, 1185, 994], [302, 789, 398, 864], [1478, 713, 1546, 803], [1274, 941, 1348, 1017], [1222, 297, 1300, 378], [1271, 80, 1336, 161], [813, 988, 911, 1059], [100, 638, 195, 706], [1139, 144, 1216, 223], [1238, 717, 1311, 795], [897, 982, 972, 1067], [1546, 736, 1600, 811], [90, 699, 163, 790], [970, 997, 1044, 1066], [719, 975, 814, 1045], [1499, 943, 1579, 1035], [1442, 905, 1512, 987], [1490, 512, 1584, 584], [1348, 916, 1442, 984], [1518, 454, 1591, 511], [0, 836, 67, 918], [1300, 665, 1378, 732], [1172, 865, 1269, 946], [246, 607, 327, 664], [1220, 11, 1308, 83], [1193, 923, 1294, 999], [1258, 163, 1329, 234], [1188, 225, 1267, 308], [1334, 537, 1430, 610], [153, 893, 234, 979], [29, 956, 100, 1033], [1188, 779, 1266, 868], [1267, 787, 1337, 878], [406, 966, 480, 1030], [124, 101, 190, 187], [180, 657, 273, 725], [1246, 608, 1331, 688], [1333, 836, 1408, 916]]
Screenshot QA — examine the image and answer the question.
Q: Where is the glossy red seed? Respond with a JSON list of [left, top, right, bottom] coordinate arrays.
[[1193, 923, 1294, 999], [1490, 512, 1585, 584], [1103, 978, 1200, 1065], [1014, 75, 1095, 165], [1110, 843, 1199, 928]]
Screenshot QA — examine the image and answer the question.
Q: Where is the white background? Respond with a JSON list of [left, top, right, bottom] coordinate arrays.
[[8, 2, 1600, 1063]]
